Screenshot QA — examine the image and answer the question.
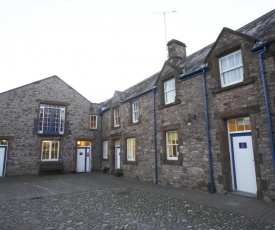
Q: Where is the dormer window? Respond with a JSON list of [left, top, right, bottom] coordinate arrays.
[[219, 50, 243, 87], [132, 101, 139, 123], [164, 78, 176, 105], [114, 107, 120, 127]]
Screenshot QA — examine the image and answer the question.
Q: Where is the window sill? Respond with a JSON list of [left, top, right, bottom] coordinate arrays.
[[212, 77, 254, 94], [124, 160, 137, 165], [111, 126, 121, 130], [161, 159, 182, 165], [158, 98, 180, 110], [129, 121, 141, 126], [102, 158, 109, 162]]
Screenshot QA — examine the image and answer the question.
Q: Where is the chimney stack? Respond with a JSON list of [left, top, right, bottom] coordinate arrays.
[[167, 39, 186, 64]]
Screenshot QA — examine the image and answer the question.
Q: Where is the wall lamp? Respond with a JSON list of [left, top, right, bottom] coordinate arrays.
[[188, 114, 196, 126]]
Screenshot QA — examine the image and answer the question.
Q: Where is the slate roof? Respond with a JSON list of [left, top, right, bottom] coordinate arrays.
[[102, 9, 275, 106]]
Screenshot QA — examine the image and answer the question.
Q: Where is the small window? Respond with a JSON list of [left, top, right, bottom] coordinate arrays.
[[90, 115, 97, 129], [228, 117, 251, 133], [127, 138, 136, 161], [38, 104, 65, 135], [103, 141, 108, 159], [166, 131, 178, 160], [114, 107, 120, 127], [41, 140, 59, 161], [164, 78, 176, 105], [132, 101, 139, 123], [219, 50, 243, 87]]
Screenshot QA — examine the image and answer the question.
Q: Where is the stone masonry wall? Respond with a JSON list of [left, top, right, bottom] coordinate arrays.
[[0, 76, 100, 176]]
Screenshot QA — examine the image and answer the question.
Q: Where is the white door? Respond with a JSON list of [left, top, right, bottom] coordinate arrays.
[[231, 134, 257, 194], [0, 146, 7, 177], [115, 147, 120, 169], [77, 147, 90, 173]]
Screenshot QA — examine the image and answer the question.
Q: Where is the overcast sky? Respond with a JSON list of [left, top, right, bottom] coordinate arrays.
[[1, 0, 275, 103]]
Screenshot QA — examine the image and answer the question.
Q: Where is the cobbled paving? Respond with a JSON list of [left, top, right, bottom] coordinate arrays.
[[0, 187, 274, 230]]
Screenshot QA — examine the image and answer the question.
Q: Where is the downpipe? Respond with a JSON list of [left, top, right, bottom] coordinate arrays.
[[153, 87, 158, 184], [256, 45, 275, 174], [202, 68, 215, 193]]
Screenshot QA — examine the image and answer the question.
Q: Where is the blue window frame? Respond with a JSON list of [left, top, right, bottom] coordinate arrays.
[[38, 104, 65, 135]]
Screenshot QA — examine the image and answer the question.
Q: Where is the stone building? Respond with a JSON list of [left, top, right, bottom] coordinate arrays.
[[0, 76, 100, 176], [100, 9, 275, 201], [1, 9, 275, 201]]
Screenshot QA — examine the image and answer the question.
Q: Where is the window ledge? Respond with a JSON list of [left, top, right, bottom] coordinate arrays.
[[212, 77, 254, 94], [129, 121, 141, 126], [111, 126, 121, 130], [102, 158, 109, 162], [161, 159, 182, 165], [159, 98, 180, 110], [124, 160, 137, 165]]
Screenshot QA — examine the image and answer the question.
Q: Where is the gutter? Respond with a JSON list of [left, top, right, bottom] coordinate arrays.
[[252, 43, 275, 174], [179, 66, 216, 193]]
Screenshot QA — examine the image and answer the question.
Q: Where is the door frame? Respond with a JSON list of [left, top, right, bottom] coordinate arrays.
[[229, 132, 256, 191], [76, 146, 91, 173], [115, 147, 121, 169], [0, 146, 7, 177]]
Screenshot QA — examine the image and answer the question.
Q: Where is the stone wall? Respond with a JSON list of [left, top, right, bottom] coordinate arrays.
[[0, 76, 100, 176]]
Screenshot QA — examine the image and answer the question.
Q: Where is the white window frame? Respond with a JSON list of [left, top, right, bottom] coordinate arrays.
[[166, 131, 178, 160], [38, 104, 65, 135], [114, 107, 120, 127], [132, 101, 139, 123], [41, 140, 59, 161], [127, 138, 136, 161], [164, 78, 176, 105], [90, 115, 97, 129], [103, 141, 108, 159], [219, 50, 243, 88]]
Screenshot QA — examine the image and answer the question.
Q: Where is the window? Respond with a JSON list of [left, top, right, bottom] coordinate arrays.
[[166, 131, 178, 160], [228, 117, 251, 133], [164, 78, 176, 105], [41, 140, 59, 161], [90, 115, 97, 129], [114, 107, 120, 127], [132, 101, 139, 123], [127, 138, 136, 161], [38, 104, 65, 135], [219, 50, 243, 87], [103, 141, 108, 159]]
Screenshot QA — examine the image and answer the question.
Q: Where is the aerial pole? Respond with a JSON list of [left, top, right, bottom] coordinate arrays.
[[153, 11, 176, 57]]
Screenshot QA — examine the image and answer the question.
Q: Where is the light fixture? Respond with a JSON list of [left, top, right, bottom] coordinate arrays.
[[188, 114, 196, 126]]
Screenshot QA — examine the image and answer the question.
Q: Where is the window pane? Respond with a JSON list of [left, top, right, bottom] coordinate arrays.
[[51, 141, 59, 160], [42, 141, 50, 160], [220, 50, 243, 87], [228, 120, 236, 132], [166, 131, 178, 160], [127, 138, 136, 161]]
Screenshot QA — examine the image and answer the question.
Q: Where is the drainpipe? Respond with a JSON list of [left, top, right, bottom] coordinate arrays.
[[153, 87, 158, 184], [202, 68, 215, 193], [99, 108, 103, 169], [121, 86, 158, 184], [252, 44, 275, 174], [179, 66, 215, 193]]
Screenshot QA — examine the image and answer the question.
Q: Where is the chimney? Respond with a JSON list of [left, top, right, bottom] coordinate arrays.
[[167, 39, 186, 64]]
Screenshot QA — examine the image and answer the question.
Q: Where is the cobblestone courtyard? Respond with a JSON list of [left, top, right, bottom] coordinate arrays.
[[1, 174, 275, 229]]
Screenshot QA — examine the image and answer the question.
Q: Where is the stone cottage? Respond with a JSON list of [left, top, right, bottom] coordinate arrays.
[[100, 9, 275, 201], [1, 9, 275, 201], [0, 76, 100, 176]]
